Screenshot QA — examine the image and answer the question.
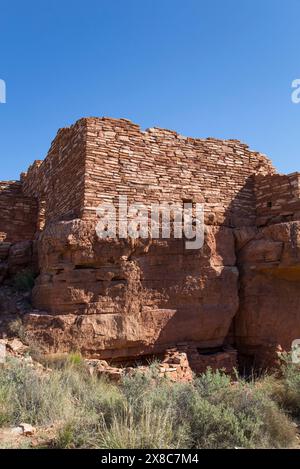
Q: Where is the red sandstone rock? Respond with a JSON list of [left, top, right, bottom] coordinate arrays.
[[235, 222, 300, 368], [0, 182, 37, 243], [21, 220, 239, 363], [8, 241, 33, 275]]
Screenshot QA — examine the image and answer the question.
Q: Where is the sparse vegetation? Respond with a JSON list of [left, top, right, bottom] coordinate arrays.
[[258, 354, 300, 418], [8, 318, 27, 342], [0, 354, 299, 449]]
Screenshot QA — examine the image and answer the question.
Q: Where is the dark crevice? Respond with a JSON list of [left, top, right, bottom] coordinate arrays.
[[196, 346, 224, 356]]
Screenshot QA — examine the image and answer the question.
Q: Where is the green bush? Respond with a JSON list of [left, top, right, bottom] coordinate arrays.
[[67, 352, 84, 367], [195, 367, 232, 399]]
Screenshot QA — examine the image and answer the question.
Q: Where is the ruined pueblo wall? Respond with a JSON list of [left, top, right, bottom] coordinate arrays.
[[15, 117, 278, 230], [21, 119, 87, 225], [255, 173, 300, 226], [0, 181, 38, 243], [23, 118, 280, 362], [82, 118, 276, 228], [4, 116, 300, 368]]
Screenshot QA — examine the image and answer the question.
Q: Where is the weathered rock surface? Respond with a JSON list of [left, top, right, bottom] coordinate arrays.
[[23, 219, 239, 361], [235, 222, 300, 367]]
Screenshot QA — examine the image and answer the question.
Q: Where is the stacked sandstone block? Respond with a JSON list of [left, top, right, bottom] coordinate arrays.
[[86, 350, 194, 383], [82, 118, 276, 229], [21, 120, 87, 224], [0, 181, 37, 243], [17, 117, 277, 231], [175, 344, 238, 375], [255, 173, 300, 226]]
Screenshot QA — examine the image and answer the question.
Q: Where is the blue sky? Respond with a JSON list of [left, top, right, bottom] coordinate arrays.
[[0, 0, 299, 180]]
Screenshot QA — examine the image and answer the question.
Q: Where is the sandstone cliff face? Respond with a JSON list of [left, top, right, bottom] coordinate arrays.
[[235, 222, 300, 368], [23, 220, 238, 361]]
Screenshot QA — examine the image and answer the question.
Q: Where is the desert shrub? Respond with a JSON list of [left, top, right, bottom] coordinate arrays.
[[186, 398, 256, 448], [67, 352, 84, 367], [0, 358, 297, 449], [8, 318, 27, 342], [219, 382, 296, 448], [41, 352, 85, 371], [0, 382, 14, 426], [121, 363, 162, 398], [257, 353, 300, 417], [159, 378, 260, 448], [0, 358, 124, 430], [120, 368, 296, 449], [8, 319, 43, 361], [194, 367, 232, 399], [0, 359, 73, 425], [98, 403, 178, 449], [269, 354, 300, 415], [55, 413, 103, 449], [57, 401, 179, 450]]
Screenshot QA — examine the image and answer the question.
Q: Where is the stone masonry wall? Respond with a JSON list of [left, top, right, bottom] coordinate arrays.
[[0, 181, 38, 243], [255, 173, 300, 226], [21, 119, 87, 225], [11, 117, 278, 231], [82, 118, 276, 228]]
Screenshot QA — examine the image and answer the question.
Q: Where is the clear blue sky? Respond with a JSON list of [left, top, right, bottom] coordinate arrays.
[[0, 0, 299, 180]]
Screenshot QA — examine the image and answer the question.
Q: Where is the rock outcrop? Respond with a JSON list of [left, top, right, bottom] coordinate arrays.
[[24, 220, 238, 362]]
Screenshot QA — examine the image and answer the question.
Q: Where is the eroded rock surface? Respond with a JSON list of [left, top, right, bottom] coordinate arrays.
[[24, 220, 238, 362], [235, 222, 300, 367]]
